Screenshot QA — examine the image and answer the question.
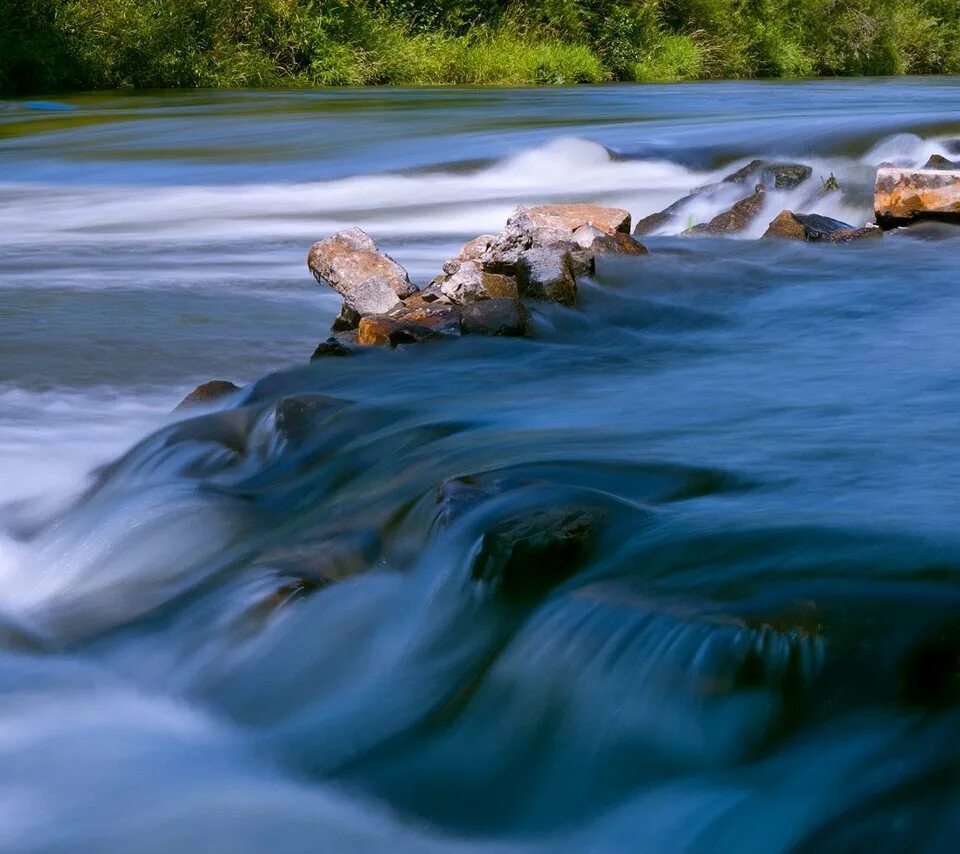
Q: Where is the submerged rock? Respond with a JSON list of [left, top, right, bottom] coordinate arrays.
[[174, 380, 240, 412], [875, 167, 960, 228], [685, 185, 767, 235], [471, 506, 600, 600], [308, 227, 417, 302], [723, 159, 813, 190], [763, 210, 881, 243]]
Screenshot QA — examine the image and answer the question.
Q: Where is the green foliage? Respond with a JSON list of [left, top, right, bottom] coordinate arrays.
[[2, 0, 960, 92]]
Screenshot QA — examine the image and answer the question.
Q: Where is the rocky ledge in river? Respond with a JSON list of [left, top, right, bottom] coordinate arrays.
[[306, 204, 648, 350], [875, 167, 960, 228]]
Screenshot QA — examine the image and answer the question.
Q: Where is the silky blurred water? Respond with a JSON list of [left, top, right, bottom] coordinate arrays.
[[2, 80, 960, 852]]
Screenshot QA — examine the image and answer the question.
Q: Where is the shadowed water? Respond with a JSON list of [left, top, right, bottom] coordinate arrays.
[[2, 80, 960, 852]]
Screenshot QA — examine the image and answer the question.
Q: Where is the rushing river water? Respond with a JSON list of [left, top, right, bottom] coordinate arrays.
[[3, 79, 960, 851]]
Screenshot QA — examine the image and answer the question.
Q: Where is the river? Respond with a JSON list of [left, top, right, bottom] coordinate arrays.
[[2, 79, 960, 851]]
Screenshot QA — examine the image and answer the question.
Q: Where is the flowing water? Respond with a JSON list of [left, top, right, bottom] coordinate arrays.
[[2, 79, 960, 851]]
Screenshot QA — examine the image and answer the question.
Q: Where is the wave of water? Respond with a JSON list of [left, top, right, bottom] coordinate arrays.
[[3, 85, 960, 851]]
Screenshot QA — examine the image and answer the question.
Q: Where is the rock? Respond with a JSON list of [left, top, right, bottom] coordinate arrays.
[[274, 394, 349, 443], [307, 227, 417, 301], [357, 304, 461, 347], [310, 337, 352, 361], [723, 159, 813, 190], [922, 154, 960, 170], [685, 185, 767, 235], [442, 234, 497, 275], [470, 506, 599, 600], [633, 208, 678, 237], [331, 303, 361, 332], [439, 260, 518, 304], [763, 210, 882, 243], [174, 380, 240, 412], [574, 224, 648, 255], [516, 248, 577, 305], [459, 299, 533, 337], [875, 167, 960, 228], [521, 203, 632, 236], [342, 275, 403, 316]]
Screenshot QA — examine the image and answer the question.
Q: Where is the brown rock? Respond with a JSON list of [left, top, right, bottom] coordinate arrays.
[[174, 380, 240, 412], [875, 167, 960, 228], [685, 185, 767, 235], [459, 299, 533, 337], [763, 210, 881, 243], [357, 304, 461, 347], [331, 304, 361, 332], [307, 227, 417, 301], [633, 208, 677, 237], [521, 203, 631, 236]]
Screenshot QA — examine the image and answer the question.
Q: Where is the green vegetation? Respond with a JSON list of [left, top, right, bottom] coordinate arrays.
[[3, 0, 960, 93]]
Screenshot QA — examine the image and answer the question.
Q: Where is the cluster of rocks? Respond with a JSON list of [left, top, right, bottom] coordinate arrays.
[[306, 204, 647, 351], [634, 158, 881, 242]]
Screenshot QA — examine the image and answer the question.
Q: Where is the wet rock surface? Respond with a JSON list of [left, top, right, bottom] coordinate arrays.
[[516, 248, 577, 305], [174, 380, 241, 412], [685, 185, 767, 235], [459, 299, 533, 337], [764, 210, 881, 242], [723, 159, 813, 190], [310, 337, 352, 360], [875, 167, 960, 227]]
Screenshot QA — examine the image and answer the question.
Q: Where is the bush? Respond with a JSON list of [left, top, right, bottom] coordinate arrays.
[[2, 0, 960, 92]]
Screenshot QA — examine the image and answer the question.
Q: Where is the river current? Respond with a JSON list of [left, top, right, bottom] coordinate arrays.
[[2, 80, 960, 851]]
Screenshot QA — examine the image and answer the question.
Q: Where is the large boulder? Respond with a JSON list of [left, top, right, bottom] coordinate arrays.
[[520, 203, 631, 236], [922, 154, 960, 170], [342, 275, 404, 316], [763, 210, 881, 243], [573, 224, 648, 255], [875, 167, 960, 228], [684, 185, 767, 235], [307, 227, 417, 302]]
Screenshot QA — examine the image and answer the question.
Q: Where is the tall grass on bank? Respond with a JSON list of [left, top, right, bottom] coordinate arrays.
[[3, 0, 960, 94]]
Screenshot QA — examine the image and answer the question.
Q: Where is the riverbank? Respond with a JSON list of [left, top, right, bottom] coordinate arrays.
[[4, 0, 960, 93]]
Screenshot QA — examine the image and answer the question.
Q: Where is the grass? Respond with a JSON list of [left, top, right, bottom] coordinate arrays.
[[2, 0, 960, 94]]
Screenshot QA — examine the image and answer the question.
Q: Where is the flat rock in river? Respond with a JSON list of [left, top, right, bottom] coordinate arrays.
[[763, 210, 881, 243], [875, 167, 960, 228]]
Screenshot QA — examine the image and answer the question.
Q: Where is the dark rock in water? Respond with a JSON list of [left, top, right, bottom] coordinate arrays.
[[174, 380, 240, 412], [459, 299, 533, 337], [723, 159, 813, 190], [685, 185, 766, 235], [763, 210, 881, 243], [274, 394, 349, 443], [516, 248, 577, 305], [922, 154, 960, 170], [310, 337, 352, 361], [471, 506, 599, 600], [633, 208, 679, 237], [875, 167, 960, 228], [307, 227, 417, 301], [331, 303, 361, 332]]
